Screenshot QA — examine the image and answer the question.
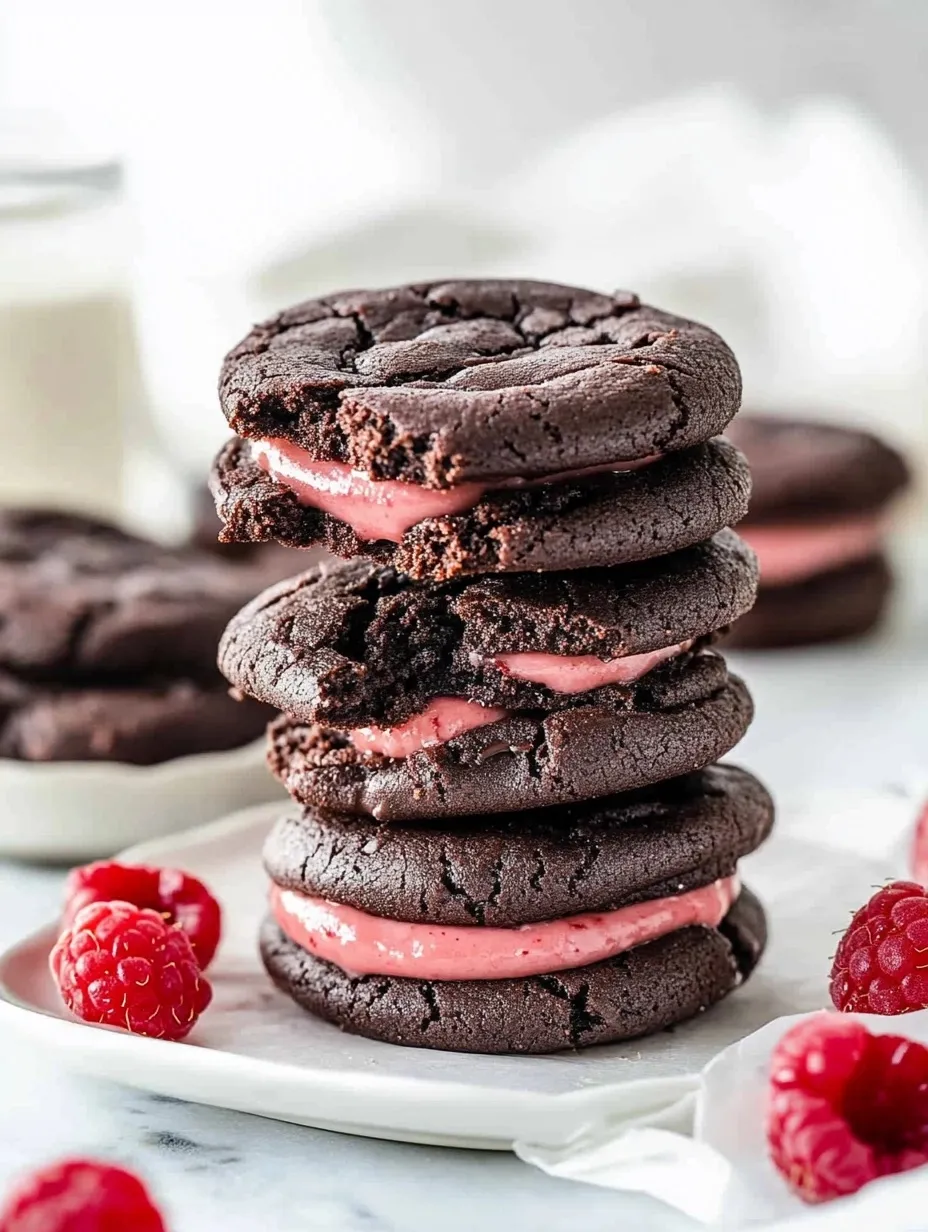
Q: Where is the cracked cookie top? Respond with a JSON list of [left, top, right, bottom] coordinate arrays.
[[262, 764, 773, 927], [219, 279, 743, 487]]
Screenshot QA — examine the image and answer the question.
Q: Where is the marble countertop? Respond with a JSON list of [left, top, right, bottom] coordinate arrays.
[[0, 535, 925, 1231]]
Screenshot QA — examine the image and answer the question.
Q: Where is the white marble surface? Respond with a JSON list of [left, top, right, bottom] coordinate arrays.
[[0, 534, 925, 1230]]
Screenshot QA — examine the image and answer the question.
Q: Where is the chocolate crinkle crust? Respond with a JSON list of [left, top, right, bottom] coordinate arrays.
[[266, 654, 754, 820], [218, 280, 742, 486], [219, 530, 758, 727], [0, 508, 265, 682], [263, 763, 774, 927], [211, 435, 751, 581], [259, 888, 767, 1054]]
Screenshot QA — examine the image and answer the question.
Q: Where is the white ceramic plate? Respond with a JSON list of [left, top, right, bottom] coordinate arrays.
[[0, 741, 286, 861], [0, 804, 888, 1149]]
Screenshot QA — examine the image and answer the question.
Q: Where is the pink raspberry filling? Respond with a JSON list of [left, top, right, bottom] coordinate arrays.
[[349, 698, 509, 759], [487, 640, 692, 693], [739, 514, 888, 587], [349, 639, 692, 758], [253, 437, 659, 543], [270, 875, 739, 981]]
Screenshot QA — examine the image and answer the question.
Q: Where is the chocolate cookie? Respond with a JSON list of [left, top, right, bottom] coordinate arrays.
[[264, 764, 773, 926], [726, 554, 893, 650], [0, 671, 269, 765], [219, 281, 742, 485], [212, 435, 750, 581], [221, 531, 757, 728], [727, 415, 910, 522], [259, 888, 766, 1054], [0, 509, 262, 682], [267, 654, 753, 819]]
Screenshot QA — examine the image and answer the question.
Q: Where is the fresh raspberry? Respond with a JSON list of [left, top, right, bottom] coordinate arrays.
[[63, 861, 221, 969], [0, 1158, 166, 1231], [50, 900, 212, 1041], [829, 880, 928, 1014], [768, 1015, 928, 1203], [912, 800, 928, 886]]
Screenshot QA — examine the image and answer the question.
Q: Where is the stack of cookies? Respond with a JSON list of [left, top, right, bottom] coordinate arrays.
[[212, 280, 774, 1054]]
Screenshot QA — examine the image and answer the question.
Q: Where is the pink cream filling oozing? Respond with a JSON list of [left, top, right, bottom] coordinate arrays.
[[270, 875, 739, 981], [349, 641, 691, 757], [488, 640, 691, 693], [253, 437, 659, 543], [349, 698, 509, 759], [738, 514, 889, 587]]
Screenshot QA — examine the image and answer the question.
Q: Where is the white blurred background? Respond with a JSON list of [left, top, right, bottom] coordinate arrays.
[[0, 0, 926, 533]]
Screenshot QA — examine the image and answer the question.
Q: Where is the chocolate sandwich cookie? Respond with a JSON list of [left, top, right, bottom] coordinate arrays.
[[212, 279, 745, 579], [267, 652, 753, 820], [259, 766, 770, 1053], [0, 509, 261, 681], [220, 530, 757, 728], [0, 671, 269, 766], [219, 280, 742, 483], [260, 891, 766, 1054], [212, 435, 750, 581], [725, 416, 910, 648], [264, 764, 773, 925]]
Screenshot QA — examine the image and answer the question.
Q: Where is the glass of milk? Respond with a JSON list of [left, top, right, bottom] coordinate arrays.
[[0, 133, 143, 520]]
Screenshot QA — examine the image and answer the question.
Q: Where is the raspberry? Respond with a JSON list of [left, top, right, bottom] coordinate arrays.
[[0, 1158, 166, 1231], [50, 900, 212, 1041], [768, 1015, 928, 1202], [912, 800, 928, 886], [63, 861, 222, 969], [829, 880, 928, 1014]]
